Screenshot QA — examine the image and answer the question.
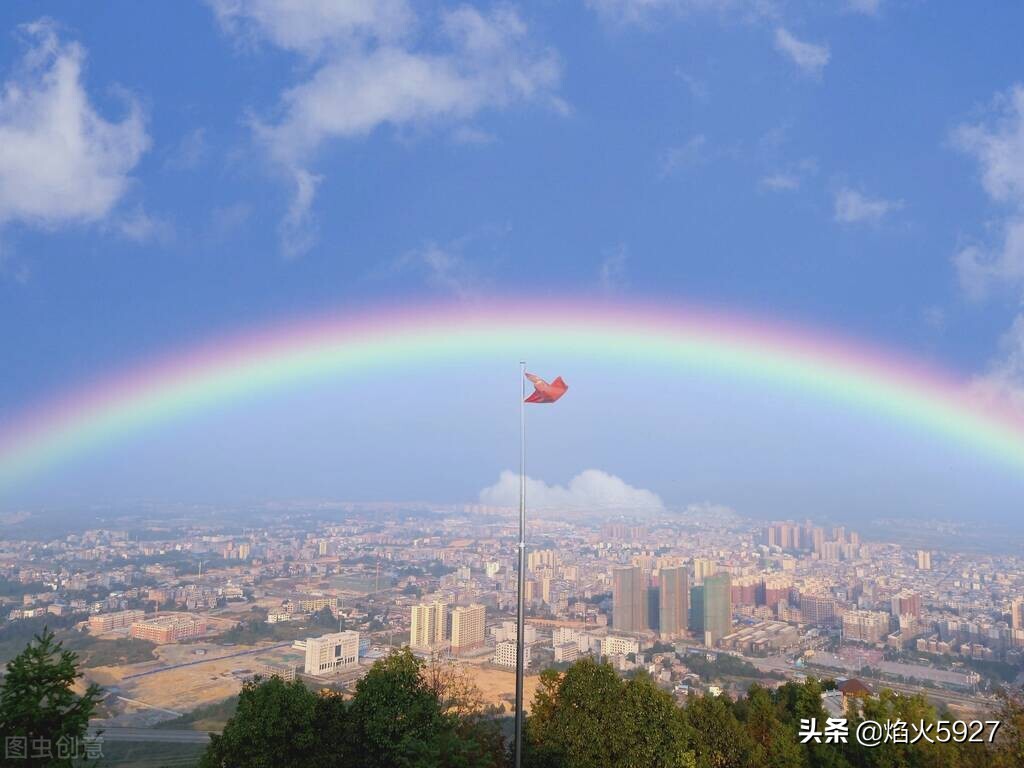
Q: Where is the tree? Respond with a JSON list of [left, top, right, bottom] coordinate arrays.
[[200, 676, 320, 768], [525, 656, 694, 768], [0, 628, 104, 768]]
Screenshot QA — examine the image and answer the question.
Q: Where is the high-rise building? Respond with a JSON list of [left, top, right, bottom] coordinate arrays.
[[692, 558, 717, 586], [646, 586, 660, 631], [1010, 598, 1024, 631], [410, 600, 447, 649], [916, 550, 932, 570], [612, 565, 647, 632], [691, 574, 732, 646], [300, 631, 359, 675], [701, 573, 732, 646], [799, 594, 837, 626], [842, 611, 891, 644], [659, 566, 689, 639], [450, 604, 485, 653], [891, 591, 922, 618]]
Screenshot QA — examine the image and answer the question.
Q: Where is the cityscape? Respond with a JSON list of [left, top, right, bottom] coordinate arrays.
[[3, 0, 1024, 765], [2, 499, 1022, 763]]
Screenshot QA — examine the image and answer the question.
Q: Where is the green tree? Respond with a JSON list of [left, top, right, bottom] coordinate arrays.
[[200, 676, 319, 768], [0, 628, 104, 768], [525, 656, 694, 768], [681, 692, 755, 768]]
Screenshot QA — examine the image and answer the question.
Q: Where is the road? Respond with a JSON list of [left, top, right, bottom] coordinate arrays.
[[88, 726, 215, 744], [122, 641, 294, 680]]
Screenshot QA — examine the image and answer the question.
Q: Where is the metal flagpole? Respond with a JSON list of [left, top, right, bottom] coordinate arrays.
[[514, 361, 527, 768]]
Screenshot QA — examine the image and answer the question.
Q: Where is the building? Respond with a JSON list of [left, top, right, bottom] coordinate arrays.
[[692, 559, 717, 586], [130, 615, 208, 643], [916, 550, 932, 570], [1010, 598, 1023, 631], [659, 566, 689, 639], [842, 610, 892, 645], [612, 565, 647, 632], [601, 635, 640, 658], [255, 651, 304, 682], [552, 626, 579, 648], [719, 621, 799, 655], [298, 631, 360, 675], [799, 594, 837, 626], [691, 573, 731, 646], [297, 597, 338, 614], [450, 604, 485, 653], [554, 642, 578, 663], [410, 600, 447, 649], [494, 640, 530, 669], [89, 609, 145, 633], [891, 591, 922, 618]]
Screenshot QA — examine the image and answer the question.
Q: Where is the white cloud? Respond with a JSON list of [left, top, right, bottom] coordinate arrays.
[[951, 85, 1024, 299], [164, 127, 208, 171], [660, 134, 707, 176], [587, 0, 766, 25], [479, 469, 664, 513], [833, 186, 903, 224], [970, 314, 1024, 414], [599, 245, 628, 291], [392, 238, 488, 298], [773, 27, 830, 78], [110, 207, 173, 244], [451, 125, 496, 145], [759, 172, 800, 191], [209, 0, 414, 56], [846, 0, 881, 15], [209, 1, 562, 257], [0, 20, 149, 230]]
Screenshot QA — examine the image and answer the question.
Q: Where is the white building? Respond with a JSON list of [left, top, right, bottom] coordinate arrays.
[[552, 626, 579, 648], [494, 640, 530, 669], [554, 643, 579, 663], [410, 601, 447, 650], [296, 631, 360, 675], [601, 635, 640, 658], [451, 604, 486, 653]]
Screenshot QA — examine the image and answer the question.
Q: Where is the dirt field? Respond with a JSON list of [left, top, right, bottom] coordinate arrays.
[[86, 641, 297, 715], [462, 664, 541, 714]]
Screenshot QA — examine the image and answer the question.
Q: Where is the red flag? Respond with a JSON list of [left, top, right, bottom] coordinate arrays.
[[525, 372, 568, 403]]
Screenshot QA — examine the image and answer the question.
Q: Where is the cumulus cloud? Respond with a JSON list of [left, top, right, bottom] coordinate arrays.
[[773, 27, 830, 78], [479, 469, 664, 513], [0, 19, 150, 230], [833, 187, 903, 224], [951, 85, 1024, 299], [208, 0, 563, 257]]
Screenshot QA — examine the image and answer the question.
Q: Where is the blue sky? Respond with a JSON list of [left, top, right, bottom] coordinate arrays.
[[2, 1, 1024, 523]]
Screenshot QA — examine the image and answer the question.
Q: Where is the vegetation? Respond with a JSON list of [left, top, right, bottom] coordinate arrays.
[[0, 613, 86, 664], [4, 628, 1023, 768], [156, 695, 240, 731], [0, 628, 104, 767], [681, 651, 780, 681], [200, 648, 503, 768]]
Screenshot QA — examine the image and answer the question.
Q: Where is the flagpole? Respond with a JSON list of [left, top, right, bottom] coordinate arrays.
[[514, 360, 527, 768]]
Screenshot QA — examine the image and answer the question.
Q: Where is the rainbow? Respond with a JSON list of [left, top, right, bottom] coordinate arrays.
[[0, 299, 1021, 491]]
